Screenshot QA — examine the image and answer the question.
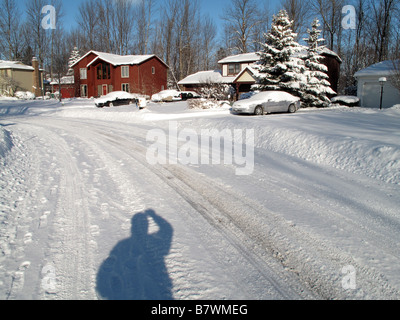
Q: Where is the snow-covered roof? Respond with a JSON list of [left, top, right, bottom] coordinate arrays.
[[0, 60, 34, 71], [218, 52, 261, 64], [70, 50, 168, 68], [178, 70, 235, 85], [87, 51, 156, 67], [293, 45, 342, 62], [320, 47, 342, 62], [50, 76, 74, 85], [354, 60, 398, 78]]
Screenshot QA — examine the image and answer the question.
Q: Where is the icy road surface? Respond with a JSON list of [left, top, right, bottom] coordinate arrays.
[[1, 99, 400, 300]]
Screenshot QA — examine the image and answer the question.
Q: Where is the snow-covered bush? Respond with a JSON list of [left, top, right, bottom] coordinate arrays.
[[188, 98, 229, 110], [199, 82, 235, 101], [15, 91, 35, 100], [331, 95, 359, 107]]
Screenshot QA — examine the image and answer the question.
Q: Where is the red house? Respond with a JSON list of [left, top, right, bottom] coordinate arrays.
[[71, 50, 168, 98]]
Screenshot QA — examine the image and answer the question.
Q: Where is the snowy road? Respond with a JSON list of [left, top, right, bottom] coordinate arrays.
[[1, 99, 400, 300]]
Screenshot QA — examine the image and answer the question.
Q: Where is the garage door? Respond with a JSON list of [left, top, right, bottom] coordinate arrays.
[[362, 82, 400, 108]]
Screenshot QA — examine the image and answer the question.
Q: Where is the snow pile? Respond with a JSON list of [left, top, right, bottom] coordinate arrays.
[[0, 127, 13, 158]]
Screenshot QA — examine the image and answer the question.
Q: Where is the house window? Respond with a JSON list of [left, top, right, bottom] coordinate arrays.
[[97, 63, 110, 80], [121, 66, 129, 78], [122, 83, 130, 92], [152, 67, 155, 75], [81, 84, 88, 97], [80, 68, 87, 80], [228, 63, 241, 75]]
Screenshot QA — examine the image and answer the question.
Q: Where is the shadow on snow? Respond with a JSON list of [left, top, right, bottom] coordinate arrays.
[[96, 209, 174, 300]]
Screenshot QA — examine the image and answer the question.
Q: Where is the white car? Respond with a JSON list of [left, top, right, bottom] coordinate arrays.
[[151, 90, 182, 102], [231, 91, 301, 115]]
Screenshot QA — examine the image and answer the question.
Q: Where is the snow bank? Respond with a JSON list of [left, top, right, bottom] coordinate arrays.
[[0, 127, 13, 158], [192, 108, 400, 185]]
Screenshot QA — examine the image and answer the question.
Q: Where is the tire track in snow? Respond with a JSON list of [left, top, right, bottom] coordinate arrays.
[[90, 127, 313, 299]]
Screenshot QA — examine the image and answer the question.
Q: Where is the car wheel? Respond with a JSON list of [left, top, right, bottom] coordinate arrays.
[[288, 103, 296, 113], [254, 106, 263, 116]]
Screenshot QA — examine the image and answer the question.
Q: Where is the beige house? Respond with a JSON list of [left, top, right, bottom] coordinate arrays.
[[179, 50, 341, 100], [0, 57, 43, 96]]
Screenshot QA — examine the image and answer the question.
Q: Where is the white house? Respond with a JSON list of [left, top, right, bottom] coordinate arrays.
[[354, 60, 400, 109]]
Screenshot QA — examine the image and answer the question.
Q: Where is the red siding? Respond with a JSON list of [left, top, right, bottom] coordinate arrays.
[[52, 84, 75, 98]]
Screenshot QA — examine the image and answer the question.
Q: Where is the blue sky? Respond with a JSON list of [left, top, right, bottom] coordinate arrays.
[[61, 0, 282, 33]]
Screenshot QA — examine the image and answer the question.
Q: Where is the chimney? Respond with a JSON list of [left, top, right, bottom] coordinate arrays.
[[32, 57, 41, 97]]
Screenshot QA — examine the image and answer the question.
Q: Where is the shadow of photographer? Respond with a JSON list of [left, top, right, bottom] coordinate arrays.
[[96, 209, 174, 300]]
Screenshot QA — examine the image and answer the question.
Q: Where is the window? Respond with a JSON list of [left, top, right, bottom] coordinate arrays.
[[152, 66, 155, 75], [122, 83, 130, 92], [97, 63, 110, 80], [80, 68, 87, 80], [228, 63, 241, 75], [81, 84, 88, 97], [121, 66, 129, 78]]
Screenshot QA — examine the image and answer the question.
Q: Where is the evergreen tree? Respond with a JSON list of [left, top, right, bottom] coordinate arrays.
[[302, 19, 335, 108], [67, 47, 81, 75], [254, 10, 306, 98]]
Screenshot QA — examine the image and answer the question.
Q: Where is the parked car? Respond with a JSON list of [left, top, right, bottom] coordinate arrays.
[[151, 90, 182, 102], [180, 91, 201, 100], [95, 91, 138, 108], [231, 91, 301, 115]]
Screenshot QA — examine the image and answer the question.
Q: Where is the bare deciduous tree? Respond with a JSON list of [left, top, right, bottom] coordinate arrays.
[[311, 0, 344, 52], [368, 0, 399, 62], [25, 0, 49, 67], [0, 0, 21, 60], [77, 0, 99, 51], [222, 0, 262, 54]]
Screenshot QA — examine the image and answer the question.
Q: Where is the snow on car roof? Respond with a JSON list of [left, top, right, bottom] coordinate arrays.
[[95, 91, 138, 103], [248, 91, 300, 102]]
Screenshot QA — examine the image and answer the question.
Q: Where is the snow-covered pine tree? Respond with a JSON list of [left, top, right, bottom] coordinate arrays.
[[254, 10, 306, 98], [67, 47, 81, 75], [302, 19, 336, 108]]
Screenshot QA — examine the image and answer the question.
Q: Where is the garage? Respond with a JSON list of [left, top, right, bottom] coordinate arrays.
[[355, 60, 400, 109]]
